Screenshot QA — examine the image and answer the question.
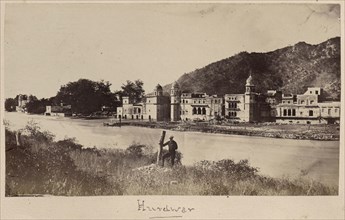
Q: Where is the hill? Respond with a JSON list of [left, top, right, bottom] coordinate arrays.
[[163, 37, 340, 100]]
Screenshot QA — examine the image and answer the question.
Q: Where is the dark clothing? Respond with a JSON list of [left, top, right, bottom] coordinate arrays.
[[163, 140, 178, 152], [162, 151, 176, 167], [162, 140, 178, 167]]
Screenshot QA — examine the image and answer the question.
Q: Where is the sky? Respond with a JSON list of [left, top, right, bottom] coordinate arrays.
[[3, 3, 341, 99]]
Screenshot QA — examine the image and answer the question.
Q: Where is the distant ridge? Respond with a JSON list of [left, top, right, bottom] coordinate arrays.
[[163, 37, 340, 100]]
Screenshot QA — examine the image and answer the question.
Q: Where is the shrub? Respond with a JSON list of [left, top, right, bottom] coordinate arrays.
[[125, 143, 145, 158]]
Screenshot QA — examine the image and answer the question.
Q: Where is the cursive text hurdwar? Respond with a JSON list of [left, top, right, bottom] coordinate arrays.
[[137, 200, 195, 213]]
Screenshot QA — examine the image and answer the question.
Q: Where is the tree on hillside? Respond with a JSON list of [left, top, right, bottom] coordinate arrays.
[[55, 79, 118, 115], [117, 80, 145, 103], [5, 98, 17, 112]]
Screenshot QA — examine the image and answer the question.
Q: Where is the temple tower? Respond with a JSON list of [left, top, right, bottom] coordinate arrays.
[[244, 74, 256, 122], [170, 81, 181, 121]]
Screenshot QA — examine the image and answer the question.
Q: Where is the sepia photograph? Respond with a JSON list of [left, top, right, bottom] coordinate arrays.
[[0, 1, 344, 219]]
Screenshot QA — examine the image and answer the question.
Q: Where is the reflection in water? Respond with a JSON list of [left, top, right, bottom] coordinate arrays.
[[4, 112, 339, 186]]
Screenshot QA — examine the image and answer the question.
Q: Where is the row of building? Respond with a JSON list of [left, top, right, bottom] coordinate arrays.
[[116, 75, 341, 124]]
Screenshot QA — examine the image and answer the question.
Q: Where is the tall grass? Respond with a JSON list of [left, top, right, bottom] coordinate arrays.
[[5, 123, 338, 196]]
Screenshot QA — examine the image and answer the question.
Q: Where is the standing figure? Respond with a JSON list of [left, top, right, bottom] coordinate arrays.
[[162, 136, 178, 167]]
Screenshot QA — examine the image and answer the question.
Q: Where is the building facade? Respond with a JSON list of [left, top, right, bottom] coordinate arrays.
[[117, 75, 340, 124], [117, 84, 170, 121], [276, 87, 340, 124], [180, 93, 224, 121], [45, 104, 72, 117]]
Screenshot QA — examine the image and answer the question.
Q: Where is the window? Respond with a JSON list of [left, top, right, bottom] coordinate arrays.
[[283, 109, 287, 116], [335, 108, 338, 113], [186, 100, 188, 104], [310, 91, 312, 94], [301, 100, 305, 104], [310, 100, 314, 105], [328, 109, 331, 115], [292, 109, 296, 116], [182, 100, 185, 103], [316, 91, 318, 95], [288, 109, 291, 116], [309, 110, 313, 116], [193, 107, 196, 115], [202, 108, 206, 115], [198, 107, 201, 114]]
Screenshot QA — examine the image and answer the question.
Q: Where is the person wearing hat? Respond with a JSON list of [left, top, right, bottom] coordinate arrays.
[[162, 135, 178, 167]]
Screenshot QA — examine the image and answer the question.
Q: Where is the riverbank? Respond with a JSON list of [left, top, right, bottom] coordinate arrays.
[[104, 120, 340, 141], [5, 125, 338, 196], [5, 112, 339, 141]]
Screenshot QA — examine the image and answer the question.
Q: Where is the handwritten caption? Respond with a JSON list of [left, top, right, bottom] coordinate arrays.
[[137, 199, 195, 214]]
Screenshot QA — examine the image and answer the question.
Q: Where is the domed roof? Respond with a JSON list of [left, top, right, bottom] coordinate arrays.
[[155, 84, 163, 91], [171, 81, 180, 89], [246, 74, 254, 86]]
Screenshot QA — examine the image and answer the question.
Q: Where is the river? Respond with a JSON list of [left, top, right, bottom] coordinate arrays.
[[3, 112, 340, 186]]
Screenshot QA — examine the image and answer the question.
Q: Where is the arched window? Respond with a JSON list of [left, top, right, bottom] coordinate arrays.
[[202, 107, 206, 115], [228, 112, 231, 117], [309, 110, 313, 116], [138, 108, 141, 114], [193, 107, 197, 115], [198, 107, 201, 115]]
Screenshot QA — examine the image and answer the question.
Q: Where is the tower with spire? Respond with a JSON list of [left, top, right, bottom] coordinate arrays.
[[244, 74, 256, 122], [170, 81, 181, 121]]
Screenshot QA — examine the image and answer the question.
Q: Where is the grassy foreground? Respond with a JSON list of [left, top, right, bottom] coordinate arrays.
[[5, 123, 337, 196]]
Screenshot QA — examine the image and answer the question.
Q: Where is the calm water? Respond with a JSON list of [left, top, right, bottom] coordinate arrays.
[[4, 112, 340, 186]]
